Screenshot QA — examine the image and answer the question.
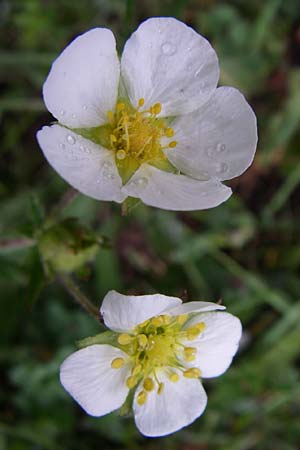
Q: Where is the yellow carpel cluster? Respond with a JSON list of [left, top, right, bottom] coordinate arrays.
[[110, 314, 206, 407], [106, 99, 177, 181]]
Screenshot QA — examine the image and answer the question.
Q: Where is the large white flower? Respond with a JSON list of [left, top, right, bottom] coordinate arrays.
[[37, 17, 257, 211], [60, 291, 242, 437]]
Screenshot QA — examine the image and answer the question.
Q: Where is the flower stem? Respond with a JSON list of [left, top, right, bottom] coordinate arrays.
[[0, 237, 36, 253], [48, 188, 79, 222], [58, 273, 103, 322]]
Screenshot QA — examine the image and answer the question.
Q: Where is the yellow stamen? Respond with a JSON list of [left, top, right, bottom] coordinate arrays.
[[111, 357, 125, 369], [116, 102, 125, 111], [117, 333, 133, 345], [126, 376, 138, 389], [169, 372, 180, 383], [183, 368, 201, 378], [157, 382, 164, 395], [137, 390, 147, 405], [168, 141, 177, 148], [186, 322, 205, 340], [137, 334, 148, 348], [151, 102, 162, 115], [131, 364, 142, 376], [138, 98, 145, 107], [165, 127, 174, 137], [116, 149, 126, 160], [143, 377, 155, 391], [176, 314, 188, 325]]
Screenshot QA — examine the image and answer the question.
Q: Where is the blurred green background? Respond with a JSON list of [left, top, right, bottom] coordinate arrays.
[[1, 0, 300, 449]]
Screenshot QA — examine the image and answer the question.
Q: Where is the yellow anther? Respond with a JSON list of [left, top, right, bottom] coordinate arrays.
[[137, 334, 148, 348], [116, 149, 126, 160], [176, 314, 188, 325], [157, 382, 164, 395], [186, 322, 205, 340], [165, 127, 174, 138], [107, 110, 114, 122], [138, 98, 145, 107], [151, 316, 164, 327], [184, 347, 197, 356], [184, 354, 196, 362], [116, 102, 125, 111], [117, 333, 133, 345], [183, 368, 201, 378], [183, 347, 197, 361], [168, 141, 177, 148], [137, 390, 147, 405], [152, 102, 162, 115], [110, 134, 117, 143], [131, 364, 142, 376], [126, 376, 138, 389], [111, 357, 125, 369], [161, 315, 171, 325], [143, 377, 155, 391], [169, 372, 180, 383]]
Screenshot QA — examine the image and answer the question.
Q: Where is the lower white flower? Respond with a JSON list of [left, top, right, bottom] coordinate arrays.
[[60, 291, 242, 437]]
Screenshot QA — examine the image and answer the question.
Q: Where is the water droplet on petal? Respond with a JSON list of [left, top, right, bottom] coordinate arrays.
[[216, 142, 226, 153], [83, 104, 88, 111], [161, 41, 177, 56], [72, 113, 76, 119], [60, 109, 65, 116], [205, 146, 214, 158], [216, 162, 228, 175], [135, 177, 148, 188], [59, 143, 66, 150], [103, 161, 112, 170], [67, 135, 75, 145]]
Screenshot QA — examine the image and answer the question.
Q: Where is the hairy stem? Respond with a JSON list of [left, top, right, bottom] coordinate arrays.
[[58, 273, 103, 322]]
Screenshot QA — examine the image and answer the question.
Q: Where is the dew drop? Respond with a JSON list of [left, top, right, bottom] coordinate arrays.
[[59, 143, 66, 150], [72, 113, 77, 119], [135, 177, 148, 188], [161, 41, 177, 56], [216, 142, 226, 153], [103, 161, 112, 170], [67, 135, 75, 145], [60, 109, 65, 116], [216, 162, 228, 175], [205, 146, 214, 158], [195, 68, 202, 78], [79, 144, 91, 154], [83, 104, 88, 111]]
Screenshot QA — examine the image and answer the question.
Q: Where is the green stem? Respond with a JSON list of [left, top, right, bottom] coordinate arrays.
[[58, 273, 102, 322], [0, 237, 36, 253], [48, 188, 79, 223]]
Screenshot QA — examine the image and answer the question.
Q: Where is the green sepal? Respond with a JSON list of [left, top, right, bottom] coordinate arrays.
[[149, 157, 178, 173], [73, 124, 112, 148], [76, 330, 119, 349], [118, 389, 135, 417]]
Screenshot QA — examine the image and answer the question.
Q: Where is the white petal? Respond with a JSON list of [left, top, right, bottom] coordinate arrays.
[[60, 345, 130, 416], [43, 28, 119, 128], [36, 125, 126, 202], [100, 290, 182, 332], [184, 312, 242, 378], [133, 372, 207, 437], [166, 87, 258, 181], [122, 164, 232, 211], [121, 17, 219, 116], [168, 301, 226, 316]]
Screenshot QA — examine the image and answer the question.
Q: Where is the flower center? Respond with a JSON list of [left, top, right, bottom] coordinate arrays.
[[111, 314, 205, 406], [106, 99, 177, 183]]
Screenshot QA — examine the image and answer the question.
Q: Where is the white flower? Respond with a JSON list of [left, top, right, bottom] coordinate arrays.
[[37, 17, 257, 211], [60, 291, 242, 437]]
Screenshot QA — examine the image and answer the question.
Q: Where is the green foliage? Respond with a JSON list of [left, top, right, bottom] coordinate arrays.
[[1, 0, 300, 449]]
